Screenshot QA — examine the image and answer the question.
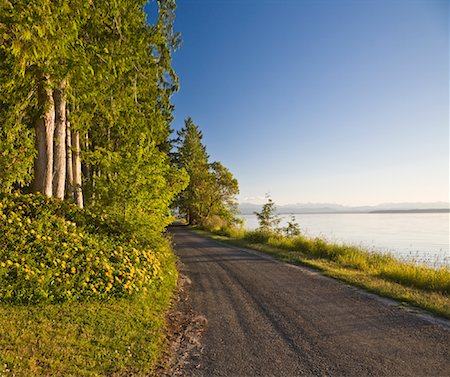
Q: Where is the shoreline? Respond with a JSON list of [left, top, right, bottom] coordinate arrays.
[[239, 209, 450, 215]]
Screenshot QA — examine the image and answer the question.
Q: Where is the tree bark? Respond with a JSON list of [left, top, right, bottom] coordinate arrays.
[[52, 80, 67, 199], [73, 131, 84, 208], [82, 131, 91, 203], [33, 77, 55, 197], [66, 118, 74, 201]]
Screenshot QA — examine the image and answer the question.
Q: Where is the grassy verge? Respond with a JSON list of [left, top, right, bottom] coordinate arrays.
[[0, 193, 178, 375], [0, 281, 175, 376], [193, 227, 450, 319]]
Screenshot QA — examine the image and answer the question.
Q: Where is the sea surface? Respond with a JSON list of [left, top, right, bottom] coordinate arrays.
[[237, 213, 450, 268]]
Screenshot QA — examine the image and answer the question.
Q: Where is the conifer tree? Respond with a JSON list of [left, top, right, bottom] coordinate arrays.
[[174, 118, 239, 226], [174, 118, 210, 224]]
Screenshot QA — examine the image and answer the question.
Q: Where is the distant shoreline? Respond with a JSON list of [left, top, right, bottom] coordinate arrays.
[[239, 208, 450, 215], [369, 209, 450, 214]]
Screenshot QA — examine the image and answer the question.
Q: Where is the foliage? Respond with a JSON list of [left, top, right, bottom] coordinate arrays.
[[0, 49, 36, 192], [283, 215, 301, 237], [90, 139, 188, 239], [0, 1, 185, 371], [0, 118, 35, 192], [0, 193, 175, 304], [174, 117, 239, 226], [0, 0, 186, 235], [254, 195, 281, 233]]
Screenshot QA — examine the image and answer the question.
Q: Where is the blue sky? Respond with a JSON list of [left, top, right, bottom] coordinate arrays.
[[147, 0, 449, 206]]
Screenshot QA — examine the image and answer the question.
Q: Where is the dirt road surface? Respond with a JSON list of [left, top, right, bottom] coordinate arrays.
[[170, 227, 450, 377]]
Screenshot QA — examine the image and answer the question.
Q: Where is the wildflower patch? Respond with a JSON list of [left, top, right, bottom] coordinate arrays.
[[0, 193, 169, 304]]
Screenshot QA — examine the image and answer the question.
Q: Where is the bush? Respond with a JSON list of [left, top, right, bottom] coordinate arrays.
[[0, 193, 171, 304], [243, 230, 278, 244]]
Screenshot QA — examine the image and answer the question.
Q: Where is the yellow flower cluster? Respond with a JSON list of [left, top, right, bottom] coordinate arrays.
[[0, 193, 167, 304]]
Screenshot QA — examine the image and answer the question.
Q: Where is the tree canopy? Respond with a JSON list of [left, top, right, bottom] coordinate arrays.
[[0, 0, 238, 237], [0, 0, 187, 236]]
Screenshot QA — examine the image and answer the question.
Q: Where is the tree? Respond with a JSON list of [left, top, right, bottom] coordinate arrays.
[[174, 118, 239, 226], [0, 0, 187, 235], [0, 0, 87, 196], [284, 215, 301, 237], [202, 161, 239, 226], [255, 195, 281, 233], [173, 118, 209, 224]]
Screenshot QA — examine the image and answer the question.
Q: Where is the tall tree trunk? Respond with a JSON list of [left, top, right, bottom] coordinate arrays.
[[82, 131, 91, 203], [33, 77, 55, 197], [66, 118, 74, 201], [73, 131, 83, 208], [52, 80, 67, 199]]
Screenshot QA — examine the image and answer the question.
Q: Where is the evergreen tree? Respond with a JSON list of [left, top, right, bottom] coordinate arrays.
[[174, 118, 239, 226], [174, 118, 210, 224]]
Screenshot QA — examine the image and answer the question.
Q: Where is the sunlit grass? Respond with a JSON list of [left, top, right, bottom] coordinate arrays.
[[0, 285, 175, 376], [0, 193, 178, 375], [195, 227, 450, 318]]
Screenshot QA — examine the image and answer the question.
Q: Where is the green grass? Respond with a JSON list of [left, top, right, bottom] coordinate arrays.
[[0, 193, 178, 375], [0, 283, 175, 376], [194, 227, 450, 319]]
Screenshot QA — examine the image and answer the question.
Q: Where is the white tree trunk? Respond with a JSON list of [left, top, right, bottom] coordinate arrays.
[[34, 78, 55, 197], [52, 80, 67, 199], [66, 119, 74, 201], [73, 131, 83, 208]]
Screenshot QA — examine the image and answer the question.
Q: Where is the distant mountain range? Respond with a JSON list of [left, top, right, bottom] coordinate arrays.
[[238, 202, 450, 215]]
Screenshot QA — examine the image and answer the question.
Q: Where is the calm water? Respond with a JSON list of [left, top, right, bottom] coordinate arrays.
[[238, 213, 450, 268]]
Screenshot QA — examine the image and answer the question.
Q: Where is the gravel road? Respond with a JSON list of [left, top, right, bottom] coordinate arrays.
[[170, 226, 450, 377]]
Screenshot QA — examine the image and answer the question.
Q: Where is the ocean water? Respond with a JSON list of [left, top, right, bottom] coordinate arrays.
[[238, 213, 450, 268]]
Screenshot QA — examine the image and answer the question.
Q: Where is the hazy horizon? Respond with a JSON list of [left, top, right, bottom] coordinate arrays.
[[238, 199, 450, 207]]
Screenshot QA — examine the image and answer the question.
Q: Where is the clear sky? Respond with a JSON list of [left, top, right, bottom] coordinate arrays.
[[148, 0, 449, 206]]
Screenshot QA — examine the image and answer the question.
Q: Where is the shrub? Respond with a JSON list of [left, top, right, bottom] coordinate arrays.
[[0, 193, 171, 304], [243, 230, 277, 244]]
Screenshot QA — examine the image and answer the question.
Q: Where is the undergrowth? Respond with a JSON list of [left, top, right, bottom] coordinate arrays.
[[0, 193, 177, 375], [0, 193, 172, 304]]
